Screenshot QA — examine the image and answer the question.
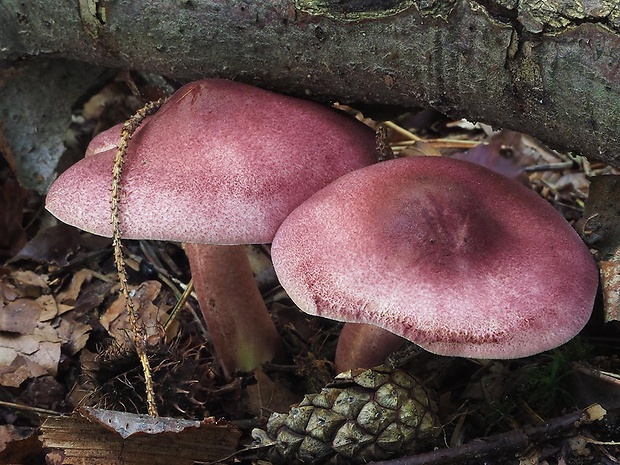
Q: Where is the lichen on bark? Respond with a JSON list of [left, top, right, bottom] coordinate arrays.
[[294, 0, 418, 20], [517, 0, 619, 33]]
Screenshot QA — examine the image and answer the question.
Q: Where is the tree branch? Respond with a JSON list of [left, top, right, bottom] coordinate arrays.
[[1, 0, 619, 166]]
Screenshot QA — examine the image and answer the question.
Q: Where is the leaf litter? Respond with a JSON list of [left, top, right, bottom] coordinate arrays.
[[0, 71, 618, 464], [0, 267, 91, 388]]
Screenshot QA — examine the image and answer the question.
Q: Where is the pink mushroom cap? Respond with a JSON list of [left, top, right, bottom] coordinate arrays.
[[271, 157, 599, 359], [46, 79, 377, 244], [84, 122, 125, 157]]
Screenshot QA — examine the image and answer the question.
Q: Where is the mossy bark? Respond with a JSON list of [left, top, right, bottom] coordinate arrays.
[[1, 0, 619, 166]]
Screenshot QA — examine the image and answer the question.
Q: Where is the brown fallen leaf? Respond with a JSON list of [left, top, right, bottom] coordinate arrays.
[[0, 270, 92, 387], [450, 140, 530, 185], [41, 407, 240, 465], [245, 369, 301, 417], [17, 375, 67, 411], [0, 353, 49, 387], [55, 268, 96, 305], [101, 280, 169, 349], [0, 298, 42, 334], [569, 362, 620, 410], [54, 313, 92, 356], [0, 305, 62, 387], [0, 280, 19, 301], [0, 425, 44, 464], [38, 294, 62, 321], [8, 224, 81, 266], [10, 270, 49, 297]]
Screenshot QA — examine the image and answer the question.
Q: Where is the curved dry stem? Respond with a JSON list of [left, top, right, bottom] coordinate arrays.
[[111, 98, 167, 417]]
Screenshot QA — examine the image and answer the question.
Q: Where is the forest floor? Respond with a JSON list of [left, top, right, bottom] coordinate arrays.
[[0, 71, 618, 465]]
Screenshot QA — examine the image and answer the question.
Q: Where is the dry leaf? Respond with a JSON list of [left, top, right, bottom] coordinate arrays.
[[38, 294, 60, 321], [0, 351, 50, 387], [0, 281, 19, 301], [17, 375, 66, 410], [246, 369, 301, 417], [55, 314, 91, 356], [101, 281, 169, 348], [0, 311, 63, 386], [9, 224, 80, 266], [0, 298, 42, 334], [450, 140, 530, 185], [11, 270, 49, 295], [400, 140, 442, 158], [0, 425, 43, 464], [0, 270, 92, 387], [55, 268, 95, 304]]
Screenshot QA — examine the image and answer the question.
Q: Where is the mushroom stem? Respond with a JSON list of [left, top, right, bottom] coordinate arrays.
[[184, 243, 282, 379], [335, 323, 406, 373]]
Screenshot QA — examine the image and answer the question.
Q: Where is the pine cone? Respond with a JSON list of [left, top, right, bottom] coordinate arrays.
[[253, 365, 440, 464]]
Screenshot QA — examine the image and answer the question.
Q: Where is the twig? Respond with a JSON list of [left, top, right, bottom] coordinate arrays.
[[391, 139, 481, 149], [0, 400, 61, 416], [383, 120, 421, 141], [163, 278, 195, 331], [111, 97, 167, 417], [369, 404, 606, 465], [523, 161, 575, 172]]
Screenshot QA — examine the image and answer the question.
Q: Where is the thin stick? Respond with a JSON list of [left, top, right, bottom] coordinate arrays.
[[0, 400, 61, 417], [392, 139, 481, 149], [111, 97, 167, 417], [383, 120, 421, 141], [163, 278, 195, 331], [369, 404, 606, 465]]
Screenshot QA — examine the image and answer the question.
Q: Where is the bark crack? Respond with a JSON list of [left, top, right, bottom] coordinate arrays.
[[78, 0, 107, 38], [479, 0, 620, 34], [474, 0, 619, 37]]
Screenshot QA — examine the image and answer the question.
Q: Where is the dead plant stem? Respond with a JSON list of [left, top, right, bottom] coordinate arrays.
[[111, 97, 167, 417]]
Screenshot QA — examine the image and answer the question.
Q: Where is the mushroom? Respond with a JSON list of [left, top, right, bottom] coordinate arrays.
[[335, 323, 406, 371], [334, 141, 535, 372], [46, 79, 377, 378], [271, 156, 599, 366]]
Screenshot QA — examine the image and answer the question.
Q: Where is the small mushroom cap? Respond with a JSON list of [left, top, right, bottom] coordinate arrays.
[[84, 123, 123, 157], [46, 79, 377, 244], [84, 118, 150, 157], [272, 157, 599, 359]]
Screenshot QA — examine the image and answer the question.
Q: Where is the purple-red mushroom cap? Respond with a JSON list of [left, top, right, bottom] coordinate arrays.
[[45, 79, 378, 376], [271, 156, 599, 359], [45, 79, 377, 244], [84, 122, 126, 157]]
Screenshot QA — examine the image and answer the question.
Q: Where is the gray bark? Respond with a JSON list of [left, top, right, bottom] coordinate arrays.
[[1, 0, 619, 167], [0, 59, 107, 193]]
